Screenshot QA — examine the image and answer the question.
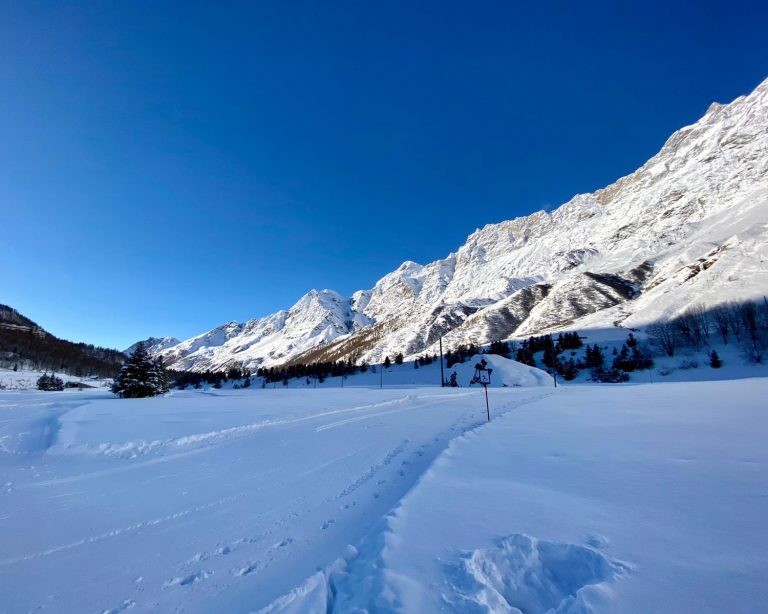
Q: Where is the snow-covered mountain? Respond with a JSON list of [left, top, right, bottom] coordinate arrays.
[[152, 77, 768, 372], [156, 290, 372, 372], [124, 337, 181, 357]]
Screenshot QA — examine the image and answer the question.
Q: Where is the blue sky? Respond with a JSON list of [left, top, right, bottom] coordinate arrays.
[[2, 1, 766, 349]]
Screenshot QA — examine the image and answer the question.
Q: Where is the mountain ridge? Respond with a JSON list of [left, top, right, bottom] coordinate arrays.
[[149, 77, 768, 372]]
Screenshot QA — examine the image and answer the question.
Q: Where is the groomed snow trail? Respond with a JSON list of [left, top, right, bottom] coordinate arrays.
[[0, 386, 549, 613]]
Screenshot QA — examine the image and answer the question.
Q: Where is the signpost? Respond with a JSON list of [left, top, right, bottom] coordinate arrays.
[[474, 359, 493, 421]]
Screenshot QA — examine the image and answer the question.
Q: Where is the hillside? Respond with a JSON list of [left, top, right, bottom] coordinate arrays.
[[0, 304, 124, 378]]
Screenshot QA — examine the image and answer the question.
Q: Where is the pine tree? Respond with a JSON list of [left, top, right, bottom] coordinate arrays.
[[394, 353, 404, 365], [709, 349, 723, 368], [112, 342, 168, 398], [515, 345, 535, 367], [584, 344, 604, 369], [383, 356, 391, 369], [558, 358, 579, 381], [36, 372, 64, 391], [152, 357, 171, 393]]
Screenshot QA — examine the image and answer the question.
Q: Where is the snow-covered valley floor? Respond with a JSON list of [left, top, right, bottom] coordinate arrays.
[[1, 379, 767, 613]]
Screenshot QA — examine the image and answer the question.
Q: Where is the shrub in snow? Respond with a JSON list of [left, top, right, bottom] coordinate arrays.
[[36, 373, 64, 391], [612, 344, 654, 372], [590, 368, 629, 383], [111, 342, 170, 398], [709, 350, 723, 368]]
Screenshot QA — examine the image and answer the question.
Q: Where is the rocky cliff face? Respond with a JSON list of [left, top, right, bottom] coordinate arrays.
[[150, 77, 768, 371]]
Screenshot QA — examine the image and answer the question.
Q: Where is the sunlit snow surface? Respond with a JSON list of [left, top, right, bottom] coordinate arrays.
[[1, 378, 767, 613]]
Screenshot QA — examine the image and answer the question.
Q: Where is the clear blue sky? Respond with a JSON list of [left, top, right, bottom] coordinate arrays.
[[2, 1, 766, 349]]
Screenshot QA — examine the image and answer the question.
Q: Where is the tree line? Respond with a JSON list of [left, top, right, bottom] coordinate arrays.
[[0, 326, 124, 378], [648, 299, 768, 363]]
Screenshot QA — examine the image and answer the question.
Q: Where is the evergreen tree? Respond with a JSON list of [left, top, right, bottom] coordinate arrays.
[[111, 342, 168, 398], [152, 356, 171, 394], [394, 353, 404, 365], [585, 344, 606, 368], [542, 338, 558, 369], [489, 340, 511, 358], [36, 372, 64, 391], [612, 344, 634, 372], [383, 356, 391, 369], [515, 344, 535, 367], [631, 347, 654, 370], [709, 349, 723, 368], [557, 358, 579, 381]]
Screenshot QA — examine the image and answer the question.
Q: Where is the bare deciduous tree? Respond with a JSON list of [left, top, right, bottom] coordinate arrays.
[[647, 319, 678, 356], [712, 304, 730, 344]]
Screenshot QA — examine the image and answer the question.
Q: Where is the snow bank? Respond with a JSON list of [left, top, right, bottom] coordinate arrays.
[[446, 353, 553, 388]]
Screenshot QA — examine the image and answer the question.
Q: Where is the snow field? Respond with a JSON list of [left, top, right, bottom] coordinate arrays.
[[0, 384, 549, 613], [2, 375, 767, 612], [266, 379, 768, 613]]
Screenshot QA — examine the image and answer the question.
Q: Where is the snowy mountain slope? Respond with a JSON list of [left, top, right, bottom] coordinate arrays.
[[157, 290, 373, 372], [124, 336, 181, 356], [154, 77, 768, 371]]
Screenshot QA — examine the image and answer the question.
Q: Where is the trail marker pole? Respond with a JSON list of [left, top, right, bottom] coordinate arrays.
[[549, 334, 558, 388], [439, 337, 445, 387], [475, 363, 493, 421]]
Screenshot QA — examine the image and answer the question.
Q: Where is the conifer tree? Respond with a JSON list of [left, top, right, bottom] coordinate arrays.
[[36, 373, 64, 391], [112, 342, 168, 398], [709, 349, 723, 368]]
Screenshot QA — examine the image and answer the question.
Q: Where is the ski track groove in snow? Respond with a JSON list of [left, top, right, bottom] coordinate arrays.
[[52, 395, 419, 459], [0, 494, 244, 566]]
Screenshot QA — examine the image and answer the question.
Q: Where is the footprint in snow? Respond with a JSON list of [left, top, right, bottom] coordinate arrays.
[[274, 537, 295, 548], [322, 519, 336, 530], [237, 562, 259, 577], [584, 533, 610, 549], [164, 571, 210, 588], [101, 599, 136, 614]]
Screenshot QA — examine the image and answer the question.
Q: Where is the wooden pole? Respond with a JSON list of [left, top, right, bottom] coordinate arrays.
[[484, 384, 490, 422]]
